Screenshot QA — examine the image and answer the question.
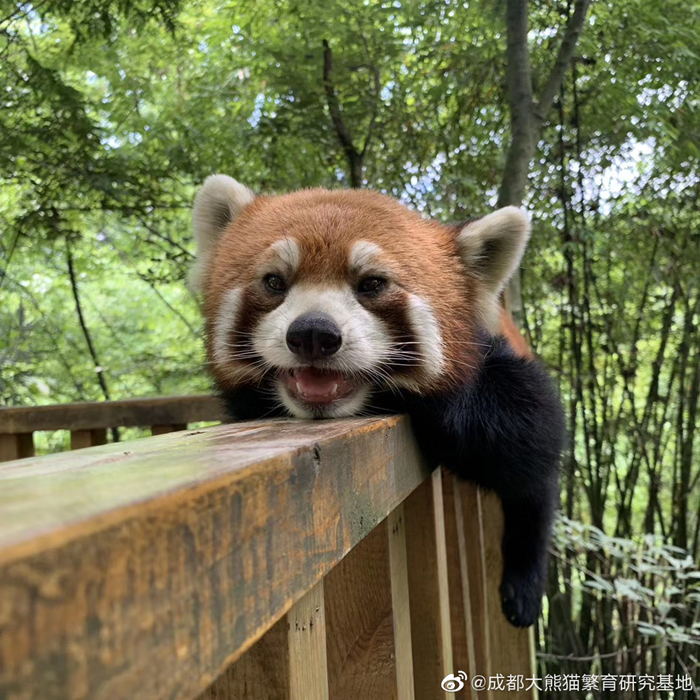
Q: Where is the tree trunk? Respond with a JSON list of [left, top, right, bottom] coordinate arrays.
[[498, 0, 592, 322], [323, 39, 377, 189], [497, 0, 537, 210]]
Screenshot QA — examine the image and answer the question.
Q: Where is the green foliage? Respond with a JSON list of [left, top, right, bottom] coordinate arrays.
[[1, 0, 700, 691], [551, 516, 700, 671]]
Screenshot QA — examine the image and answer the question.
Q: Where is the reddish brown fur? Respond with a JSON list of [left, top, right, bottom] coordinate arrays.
[[203, 188, 527, 389], [499, 308, 531, 358]]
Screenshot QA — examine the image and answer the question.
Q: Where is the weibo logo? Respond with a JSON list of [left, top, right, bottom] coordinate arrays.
[[441, 671, 468, 692]]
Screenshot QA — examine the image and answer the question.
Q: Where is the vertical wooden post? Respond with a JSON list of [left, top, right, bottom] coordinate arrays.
[[388, 504, 415, 700], [404, 469, 453, 700], [324, 520, 397, 699], [70, 428, 107, 450], [0, 432, 34, 462], [288, 581, 328, 700], [479, 490, 538, 700], [198, 616, 290, 700], [456, 481, 492, 694], [151, 424, 187, 435], [197, 582, 329, 700], [443, 472, 478, 700]]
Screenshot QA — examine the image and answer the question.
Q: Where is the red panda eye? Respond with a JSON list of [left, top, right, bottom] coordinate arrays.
[[264, 274, 287, 293], [357, 277, 385, 294]]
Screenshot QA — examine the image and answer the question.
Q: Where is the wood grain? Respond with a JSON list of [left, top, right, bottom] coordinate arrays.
[[442, 472, 478, 700], [387, 504, 415, 700], [0, 416, 430, 700], [196, 617, 289, 700], [288, 581, 329, 700], [480, 490, 537, 700], [197, 582, 328, 700], [324, 518, 396, 700], [0, 395, 224, 433], [404, 469, 453, 700], [457, 482, 492, 694], [0, 433, 34, 462]]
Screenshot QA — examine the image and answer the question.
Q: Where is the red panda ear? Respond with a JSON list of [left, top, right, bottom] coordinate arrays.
[[189, 175, 255, 292], [457, 206, 530, 329]]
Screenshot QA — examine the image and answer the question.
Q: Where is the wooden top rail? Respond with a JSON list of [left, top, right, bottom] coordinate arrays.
[[0, 394, 225, 433], [0, 416, 432, 700]]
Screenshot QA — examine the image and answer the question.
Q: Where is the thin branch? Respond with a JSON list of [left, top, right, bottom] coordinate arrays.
[[361, 64, 381, 157], [535, 0, 593, 121], [322, 39, 358, 158], [0, 227, 22, 290], [0, 0, 50, 30], [67, 245, 111, 402], [322, 39, 363, 188], [357, 28, 381, 158]]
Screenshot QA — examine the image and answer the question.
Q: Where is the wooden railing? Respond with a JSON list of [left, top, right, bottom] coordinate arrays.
[[0, 399, 537, 700], [0, 395, 225, 460]]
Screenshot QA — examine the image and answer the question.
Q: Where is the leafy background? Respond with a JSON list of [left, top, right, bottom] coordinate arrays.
[[1, 0, 699, 694]]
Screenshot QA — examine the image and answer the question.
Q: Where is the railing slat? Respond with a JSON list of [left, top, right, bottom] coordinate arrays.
[[0, 432, 34, 462], [196, 616, 289, 699], [70, 428, 107, 450], [197, 582, 329, 700], [0, 416, 429, 700], [0, 395, 224, 433], [443, 472, 479, 700], [456, 482, 492, 694], [480, 490, 538, 700], [405, 469, 453, 700], [288, 581, 329, 700], [388, 503, 416, 700], [151, 423, 187, 435], [324, 518, 396, 699]]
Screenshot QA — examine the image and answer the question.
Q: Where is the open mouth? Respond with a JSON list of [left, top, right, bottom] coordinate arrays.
[[280, 367, 358, 406]]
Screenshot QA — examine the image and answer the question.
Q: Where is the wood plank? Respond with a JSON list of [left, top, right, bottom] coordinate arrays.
[[70, 428, 107, 450], [404, 469, 453, 700], [197, 583, 328, 700], [443, 472, 478, 700], [0, 395, 224, 433], [0, 433, 34, 462], [387, 504, 415, 700], [288, 581, 329, 700], [196, 617, 289, 700], [0, 416, 430, 700], [324, 518, 396, 700], [480, 490, 538, 700], [457, 482, 492, 693], [151, 423, 187, 435]]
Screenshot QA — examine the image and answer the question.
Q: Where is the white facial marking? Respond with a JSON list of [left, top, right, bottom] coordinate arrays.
[[349, 240, 383, 273], [213, 269, 447, 416], [212, 288, 243, 376], [405, 294, 445, 379], [253, 283, 393, 372], [269, 238, 300, 277]]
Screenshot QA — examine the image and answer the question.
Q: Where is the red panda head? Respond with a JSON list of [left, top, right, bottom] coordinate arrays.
[[191, 175, 530, 418]]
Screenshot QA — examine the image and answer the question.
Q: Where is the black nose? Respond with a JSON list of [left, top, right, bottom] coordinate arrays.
[[286, 313, 342, 360]]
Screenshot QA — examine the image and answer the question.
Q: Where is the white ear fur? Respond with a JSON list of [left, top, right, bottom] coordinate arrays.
[[457, 206, 530, 330], [189, 174, 255, 292]]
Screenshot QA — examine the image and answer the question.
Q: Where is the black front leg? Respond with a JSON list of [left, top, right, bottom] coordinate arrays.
[[499, 488, 558, 627], [380, 336, 565, 628]]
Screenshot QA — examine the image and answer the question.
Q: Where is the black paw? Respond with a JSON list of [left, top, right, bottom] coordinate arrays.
[[500, 568, 544, 628]]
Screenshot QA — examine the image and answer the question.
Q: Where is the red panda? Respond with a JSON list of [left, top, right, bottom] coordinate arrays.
[[191, 175, 564, 628]]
